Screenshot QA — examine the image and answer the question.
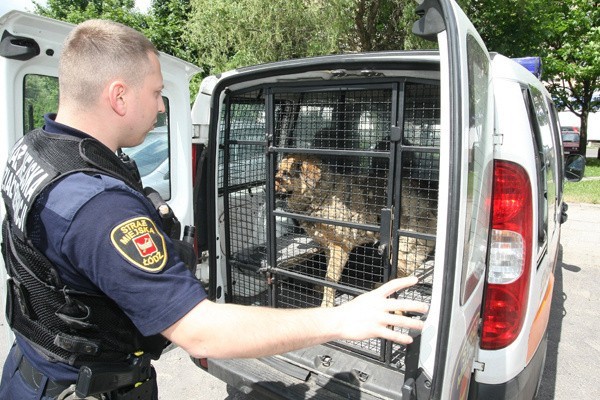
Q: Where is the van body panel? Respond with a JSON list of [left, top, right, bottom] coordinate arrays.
[[471, 55, 562, 389], [468, 333, 548, 400]]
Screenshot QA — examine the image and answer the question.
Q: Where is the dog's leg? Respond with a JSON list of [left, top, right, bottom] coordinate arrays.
[[321, 244, 350, 307], [397, 235, 435, 278], [397, 236, 417, 278]]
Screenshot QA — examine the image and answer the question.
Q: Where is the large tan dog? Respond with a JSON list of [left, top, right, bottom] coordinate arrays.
[[275, 154, 436, 307]]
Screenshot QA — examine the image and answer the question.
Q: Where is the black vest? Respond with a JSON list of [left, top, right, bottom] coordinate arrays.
[[1, 129, 168, 365]]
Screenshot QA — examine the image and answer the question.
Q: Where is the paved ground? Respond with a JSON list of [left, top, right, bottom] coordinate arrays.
[[536, 202, 600, 400], [1, 202, 599, 399]]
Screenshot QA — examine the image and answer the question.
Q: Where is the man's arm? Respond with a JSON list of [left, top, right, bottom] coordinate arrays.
[[162, 276, 428, 359]]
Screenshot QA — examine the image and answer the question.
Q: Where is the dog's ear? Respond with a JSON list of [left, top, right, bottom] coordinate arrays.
[[300, 159, 322, 194]]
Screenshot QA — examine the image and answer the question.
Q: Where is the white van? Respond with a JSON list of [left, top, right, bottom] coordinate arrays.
[[0, 1, 585, 399]]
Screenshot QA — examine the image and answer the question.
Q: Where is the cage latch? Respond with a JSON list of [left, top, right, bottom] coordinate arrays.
[[257, 266, 274, 285], [390, 126, 403, 142], [379, 208, 393, 263]]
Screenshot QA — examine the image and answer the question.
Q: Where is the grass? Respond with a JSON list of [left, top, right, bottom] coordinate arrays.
[[582, 157, 600, 177], [563, 157, 600, 204]]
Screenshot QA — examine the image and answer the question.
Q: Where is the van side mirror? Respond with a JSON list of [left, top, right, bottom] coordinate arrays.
[[564, 154, 585, 182]]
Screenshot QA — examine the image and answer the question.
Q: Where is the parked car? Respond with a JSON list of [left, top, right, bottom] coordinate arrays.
[[561, 130, 581, 155], [124, 125, 171, 199], [561, 125, 579, 134], [0, 4, 586, 400]]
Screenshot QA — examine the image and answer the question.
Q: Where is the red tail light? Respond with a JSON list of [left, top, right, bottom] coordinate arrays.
[[481, 160, 533, 350]]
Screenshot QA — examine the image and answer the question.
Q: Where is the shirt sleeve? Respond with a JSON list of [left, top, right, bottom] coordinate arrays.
[[52, 174, 207, 336]]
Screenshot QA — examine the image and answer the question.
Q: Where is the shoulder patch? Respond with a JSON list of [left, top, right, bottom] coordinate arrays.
[[110, 217, 167, 273]]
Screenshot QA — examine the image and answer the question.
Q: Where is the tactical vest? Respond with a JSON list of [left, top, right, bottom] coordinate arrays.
[[1, 129, 169, 365]]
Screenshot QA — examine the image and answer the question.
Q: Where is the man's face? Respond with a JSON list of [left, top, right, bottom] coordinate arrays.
[[125, 52, 165, 147]]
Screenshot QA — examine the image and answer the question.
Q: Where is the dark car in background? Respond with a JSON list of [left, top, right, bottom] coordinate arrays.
[[562, 130, 580, 155]]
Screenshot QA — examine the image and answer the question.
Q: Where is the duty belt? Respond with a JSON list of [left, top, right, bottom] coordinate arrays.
[[14, 345, 72, 397]]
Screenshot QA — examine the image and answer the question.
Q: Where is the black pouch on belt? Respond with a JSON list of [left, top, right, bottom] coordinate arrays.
[[110, 367, 156, 400]]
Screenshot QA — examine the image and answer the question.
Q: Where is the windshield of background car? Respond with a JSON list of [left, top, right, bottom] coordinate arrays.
[[123, 100, 170, 199], [562, 133, 579, 143]]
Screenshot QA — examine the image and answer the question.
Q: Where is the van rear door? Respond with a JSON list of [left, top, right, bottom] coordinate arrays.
[[413, 1, 493, 398], [0, 10, 199, 350]]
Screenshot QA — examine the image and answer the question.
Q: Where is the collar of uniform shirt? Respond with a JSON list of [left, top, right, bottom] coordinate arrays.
[[43, 113, 92, 140]]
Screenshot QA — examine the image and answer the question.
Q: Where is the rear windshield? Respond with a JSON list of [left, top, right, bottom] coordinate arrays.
[[562, 133, 579, 142]]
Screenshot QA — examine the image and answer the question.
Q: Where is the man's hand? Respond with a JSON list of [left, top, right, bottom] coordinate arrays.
[[335, 276, 429, 344], [164, 276, 428, 359]]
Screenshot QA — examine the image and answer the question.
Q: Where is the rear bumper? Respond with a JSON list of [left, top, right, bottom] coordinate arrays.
[[468, 334, 548, 400], [204, 345, 406, 400], [562, 146, 579, 155], [207, 357, 350, 400]]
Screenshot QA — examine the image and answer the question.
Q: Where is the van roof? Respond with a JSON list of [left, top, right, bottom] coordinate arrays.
[[200, 50, 441, 94], [491, 53, 551, 97]]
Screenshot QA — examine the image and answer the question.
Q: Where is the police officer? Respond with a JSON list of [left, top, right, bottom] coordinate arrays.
[[0, 19, 427, 400]]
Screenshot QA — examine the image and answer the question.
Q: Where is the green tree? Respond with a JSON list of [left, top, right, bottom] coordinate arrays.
[[468, 0, 600, 154], [34, 0, 146, 27], [324, 0, 435, 52], [542, 0, 599, 152], [185, 0, 338, 74], [144, 0, 194, 61], [185, 0, 444, 75]]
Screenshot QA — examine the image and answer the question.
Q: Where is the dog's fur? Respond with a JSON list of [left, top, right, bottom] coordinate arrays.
[[275, 154, 436, 307]]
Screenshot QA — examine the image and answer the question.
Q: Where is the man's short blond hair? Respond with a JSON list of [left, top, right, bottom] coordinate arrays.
[[59, 19, 159, 108]]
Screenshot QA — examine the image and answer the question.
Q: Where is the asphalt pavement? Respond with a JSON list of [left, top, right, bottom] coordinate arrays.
[[1, 202, 598, 399], [536, 202, 600, 400]]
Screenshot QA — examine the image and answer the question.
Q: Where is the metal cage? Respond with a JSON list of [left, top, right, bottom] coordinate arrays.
[[218, 79, 440, 368]]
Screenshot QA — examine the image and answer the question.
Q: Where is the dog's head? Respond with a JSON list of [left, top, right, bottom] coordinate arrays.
[[275, 155, 322, 197]]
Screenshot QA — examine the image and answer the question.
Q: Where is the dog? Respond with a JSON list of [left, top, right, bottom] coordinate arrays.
[[275, 153, 436, 307]]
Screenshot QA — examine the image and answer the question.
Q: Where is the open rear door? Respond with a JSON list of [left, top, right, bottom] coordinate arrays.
[[0, 10, 199, 351], [412, 1, 494, 399]]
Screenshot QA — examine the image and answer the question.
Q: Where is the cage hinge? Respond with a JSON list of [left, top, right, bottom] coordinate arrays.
[[402, 368, 432, 400]]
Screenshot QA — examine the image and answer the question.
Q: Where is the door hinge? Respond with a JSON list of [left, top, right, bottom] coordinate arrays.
[[472, 360, 485, 372], [493, 130, 503, 146]]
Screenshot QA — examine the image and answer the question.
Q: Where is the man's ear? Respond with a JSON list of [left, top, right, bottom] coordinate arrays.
[[108, 81, 127, 116]]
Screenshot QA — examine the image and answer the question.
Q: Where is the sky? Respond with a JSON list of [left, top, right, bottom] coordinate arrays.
[[0, 0, 152, 17]]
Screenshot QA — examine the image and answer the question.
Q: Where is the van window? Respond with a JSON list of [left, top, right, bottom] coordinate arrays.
[[530, 87, 558, 252], [524, 86, 558, 258], [23, 74, 172, 200], [460, 34, 491, 304], [548, 101, 565, 186], [23, 74, 59, 132]]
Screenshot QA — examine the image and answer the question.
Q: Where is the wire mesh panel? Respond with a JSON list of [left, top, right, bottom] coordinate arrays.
[[392, 82, 439, 288], [219, 81, 440, 368], [271, 88, 392, 319]]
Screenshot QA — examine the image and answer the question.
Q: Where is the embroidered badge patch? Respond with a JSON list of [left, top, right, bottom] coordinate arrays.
[[110, 217, 167, 273]]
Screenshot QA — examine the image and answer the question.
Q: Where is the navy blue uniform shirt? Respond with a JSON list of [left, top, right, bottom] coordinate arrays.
[[14, 114, 207, 382]]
